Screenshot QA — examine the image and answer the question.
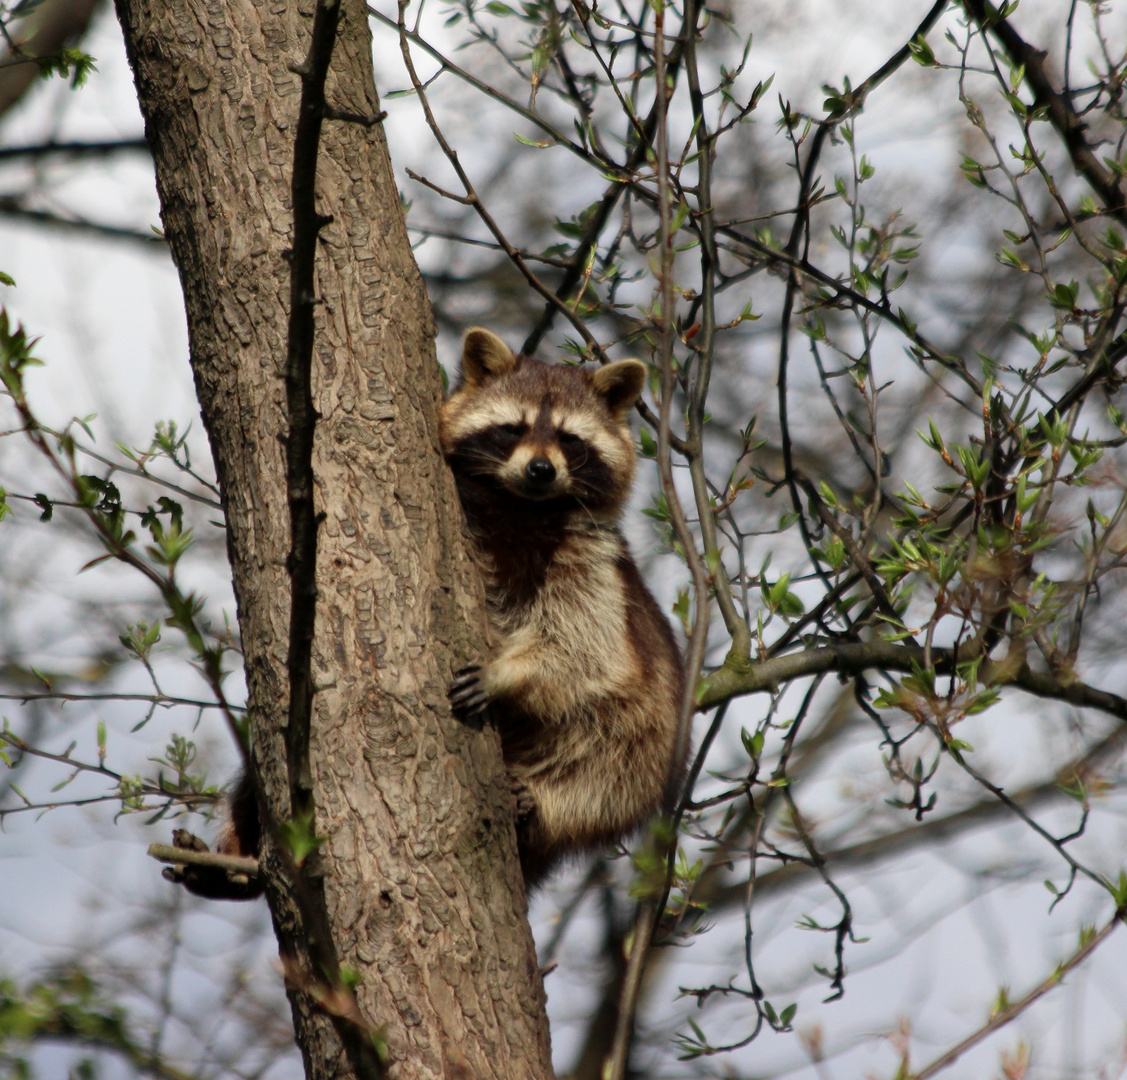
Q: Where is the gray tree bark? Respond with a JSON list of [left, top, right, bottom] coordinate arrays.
[[111, 1, 553, 1076]]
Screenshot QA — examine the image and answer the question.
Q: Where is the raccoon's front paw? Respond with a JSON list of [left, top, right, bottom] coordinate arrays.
[[449, 664, 490, 722]]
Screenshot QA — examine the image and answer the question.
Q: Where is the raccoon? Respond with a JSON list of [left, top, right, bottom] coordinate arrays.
[[164, 328, 683, 899], [441, 327, 684, 887]]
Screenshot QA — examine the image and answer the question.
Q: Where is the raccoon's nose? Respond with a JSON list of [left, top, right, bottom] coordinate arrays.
[[525, 457, 557, 486]]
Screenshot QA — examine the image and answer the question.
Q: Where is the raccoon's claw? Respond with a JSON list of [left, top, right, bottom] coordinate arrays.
[[164, 829, 212, 888], [163, 831, 206, 886], [171, 829, 210, 854], [449, 665, 489, 720], [509, 778, 537, 827]]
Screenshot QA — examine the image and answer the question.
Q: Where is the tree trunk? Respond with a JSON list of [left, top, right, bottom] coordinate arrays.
[[111, 1, 553, 1077]]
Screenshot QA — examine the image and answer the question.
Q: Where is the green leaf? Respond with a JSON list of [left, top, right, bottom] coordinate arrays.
[[338, 964, 363, 990], [531, 43, 550, 85], [280, 809, 322, 866], [643, 491, 670, 522], [672, 589, 690, 636], [1048, 280, 1079, 310], [740, 726, 764, 760], [1112, 869, 1127, 907], [35, 47, 98, 88], [778, 590, 805, 617], [908, 34, 936, 66]]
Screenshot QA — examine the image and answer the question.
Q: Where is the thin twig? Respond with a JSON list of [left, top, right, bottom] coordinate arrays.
[[910, 906, 1125, 1080]]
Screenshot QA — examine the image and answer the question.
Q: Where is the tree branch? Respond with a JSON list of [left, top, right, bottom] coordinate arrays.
[[910, 905, 1125, 1079], [700, 639, 1127, 725], [0, 138, 149, 160], [148, 842, 259, 876], [959, 0, 1127, 225], [0, 199, 167, 248], [0, 691, 239, 709]]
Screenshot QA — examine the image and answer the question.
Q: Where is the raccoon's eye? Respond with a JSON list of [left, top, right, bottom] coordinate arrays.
[[558, 430, 583, 446], [498, 423, 526, 437]]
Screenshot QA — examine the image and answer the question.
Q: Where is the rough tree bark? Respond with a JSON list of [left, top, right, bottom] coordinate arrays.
[[112, 1, 553, 1077]]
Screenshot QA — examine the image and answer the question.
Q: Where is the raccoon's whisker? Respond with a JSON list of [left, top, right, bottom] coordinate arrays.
[[456, 448, 506, 465], [572, 479, 606, 506], [569, 494, 600, 529], [455, 454, 507, 475]]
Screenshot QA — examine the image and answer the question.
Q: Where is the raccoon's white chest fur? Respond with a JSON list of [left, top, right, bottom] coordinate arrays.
[[484, 524, 636, 719]]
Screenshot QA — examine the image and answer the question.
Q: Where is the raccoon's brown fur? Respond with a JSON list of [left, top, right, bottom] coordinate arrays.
[[441, 328, 684, 887]]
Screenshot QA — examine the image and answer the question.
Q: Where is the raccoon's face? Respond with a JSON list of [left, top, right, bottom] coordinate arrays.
[[440, 329, 647, 512]]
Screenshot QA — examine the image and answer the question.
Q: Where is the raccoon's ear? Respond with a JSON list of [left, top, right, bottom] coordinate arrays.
[[592, 359, 647, 418], [461, 328, 519, 386]]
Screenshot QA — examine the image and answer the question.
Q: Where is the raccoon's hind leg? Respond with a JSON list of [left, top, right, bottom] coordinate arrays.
[[511, 779, 561, 890], [447, 675, 552, 885], [514, 708, 672, 874], [162, 829, 262, 900]]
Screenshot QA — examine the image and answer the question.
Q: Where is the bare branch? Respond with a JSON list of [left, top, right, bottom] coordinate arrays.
[[701, 639, 1127, 725], [910, 907, 1126, 1080]]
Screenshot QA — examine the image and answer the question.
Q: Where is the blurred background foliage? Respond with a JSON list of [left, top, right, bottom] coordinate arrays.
[[1, 0, 1127, 1078]]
